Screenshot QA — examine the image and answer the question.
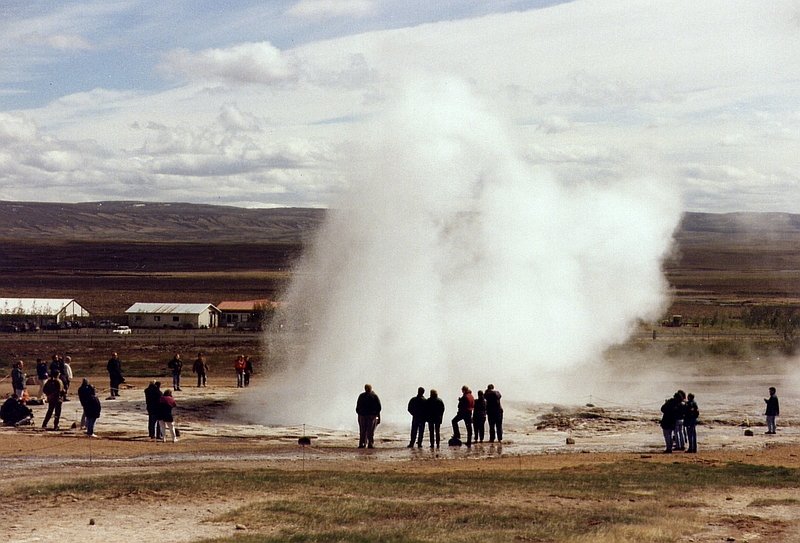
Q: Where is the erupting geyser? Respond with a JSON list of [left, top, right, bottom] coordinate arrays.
[[242, 78, 682, 428]]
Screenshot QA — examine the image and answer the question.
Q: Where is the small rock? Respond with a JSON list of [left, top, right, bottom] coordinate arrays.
[[565, 437, 575, 445], [235, 524, 247, 531], [744, 429, 754, 436], [726, 497, 733, 501], [89, 519, 96, 526]]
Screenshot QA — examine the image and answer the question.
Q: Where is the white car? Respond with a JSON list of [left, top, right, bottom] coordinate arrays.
[[112, 325, 132, 335]]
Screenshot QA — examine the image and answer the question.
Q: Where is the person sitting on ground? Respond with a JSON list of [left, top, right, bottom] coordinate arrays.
[[1, 394, 34, 427]]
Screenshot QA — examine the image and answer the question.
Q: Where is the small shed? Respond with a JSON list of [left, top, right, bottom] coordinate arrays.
[[217, 299, 275, 329], [125, 303, 220, 329], [0, 298, 90, 324]]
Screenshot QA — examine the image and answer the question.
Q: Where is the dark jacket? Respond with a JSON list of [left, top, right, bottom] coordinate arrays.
[[42, 377, 64, 404], [765, 395, 780, 416], [1, 397, 33, 426], [485, 389, 503, 416], [684, 400, 699, 425], [192, 357, 208, 375], [144, 383, 162, 414], [84, 394, 102, 419], [159, 395, 177, 422], [107, 357, 124, 384], [660, 397, 681, 430], [473, 396, 487, 419], [168, 357, 183, 375], [408, 395, 426, 419], [36, 361, 49, 380], [356, 391, 381, 417], [78, 380, 95, 408], [426, 396, 445, 424], [11, 366, 25, 390]]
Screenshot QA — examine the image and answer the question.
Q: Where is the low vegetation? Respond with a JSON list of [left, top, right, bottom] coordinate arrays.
[[25, 461, 800, 542]]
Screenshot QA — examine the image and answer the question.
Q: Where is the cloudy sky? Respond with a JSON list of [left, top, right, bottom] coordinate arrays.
[[1, 0, 798, 211]]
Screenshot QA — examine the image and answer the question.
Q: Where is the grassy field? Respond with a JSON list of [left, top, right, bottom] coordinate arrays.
[[19, 459, 800, 543]]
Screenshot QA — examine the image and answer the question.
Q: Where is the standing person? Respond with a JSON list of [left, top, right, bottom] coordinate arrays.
[[41, 371, 64, 430], [660, 393, 681, 453], [192, 352, 208, 388], [765, 386, 780, 434], [158, 389, 178, 443], [451, 386, 475, 447], [472, 389, 487, 443], [407, 387, 427, 448], [244, 356, 254, 387], [49, 354, 64, 380], [77, 378, 95, 430], [36, 359, 49, 399], [61, 356, 73, 399], [355, 384, 381, 449], [426, 389, 445, 449], [106, 352, 124, 399], [167, 353, 183, 391], [11, 360, 26, 399], [684, 393, 699, 453], [144, 381, 163, 440], [234, 355, 246, 388], [484, 383, 504, 443], [82, 382, 101, 438], [674, 390, 687, 451]]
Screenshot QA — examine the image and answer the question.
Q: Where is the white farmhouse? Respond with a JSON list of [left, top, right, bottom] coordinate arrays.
[[125, 303, 220, 329], [0, 298, 90, 324]]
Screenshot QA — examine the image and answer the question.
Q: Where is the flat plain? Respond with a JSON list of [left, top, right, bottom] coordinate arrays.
[[3, 203, 800, 542]]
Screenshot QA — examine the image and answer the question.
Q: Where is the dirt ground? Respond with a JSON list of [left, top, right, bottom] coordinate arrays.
[[3, 369, 800, 543]]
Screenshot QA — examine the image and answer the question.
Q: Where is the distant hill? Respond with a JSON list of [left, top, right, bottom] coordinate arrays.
[[0, 201, 326, 243], [2, 201, 799, 244]]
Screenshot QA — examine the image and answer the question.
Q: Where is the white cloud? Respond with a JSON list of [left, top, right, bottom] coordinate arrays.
[[286, 0, 376, 19], [159, 42, 295, 85]]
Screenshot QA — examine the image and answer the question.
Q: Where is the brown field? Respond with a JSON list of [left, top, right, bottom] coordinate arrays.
[[3, 207, 800, 542]]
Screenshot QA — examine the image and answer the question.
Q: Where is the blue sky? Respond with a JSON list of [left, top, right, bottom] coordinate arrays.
[[1, 0, 798, 211]]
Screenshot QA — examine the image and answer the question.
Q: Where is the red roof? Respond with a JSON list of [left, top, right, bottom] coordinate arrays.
[[217, 299, 276, 311]]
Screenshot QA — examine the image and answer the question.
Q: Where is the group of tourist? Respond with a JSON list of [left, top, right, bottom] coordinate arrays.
[[355, 383, 504, 449]]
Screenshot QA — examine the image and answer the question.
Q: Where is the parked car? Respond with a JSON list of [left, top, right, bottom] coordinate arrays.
[[112, 325, 132, 335]]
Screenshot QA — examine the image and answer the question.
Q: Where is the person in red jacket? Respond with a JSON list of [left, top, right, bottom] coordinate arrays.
[[158, 389, 178, 442], [451, 385, 475, 447], [234, 355, 246, 388]]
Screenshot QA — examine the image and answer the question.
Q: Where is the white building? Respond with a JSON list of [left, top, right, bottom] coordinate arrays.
[[125, 303, 220, 329], [0, 298, 90, 323]]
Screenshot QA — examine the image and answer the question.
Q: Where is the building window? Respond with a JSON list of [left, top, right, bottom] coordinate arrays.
[[154, 316, 161, 322], [172, 316, 179, 322]]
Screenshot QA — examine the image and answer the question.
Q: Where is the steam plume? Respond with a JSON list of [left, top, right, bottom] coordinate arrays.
[[249, 78, 681, 427]]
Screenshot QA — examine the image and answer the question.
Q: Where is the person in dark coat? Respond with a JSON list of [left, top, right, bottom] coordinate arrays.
[[684, 393, 699, 453], [1, 395, 33, 426], [484, 383, 504, 443], [83, 384, 102, 437], [192, 352, 208, 387], [11, 360, 26, 399], [42, 371, 64, 430], [144, 380, 163, 440], [35, 359, 49, 399], [158, 389, 178, 442], [451, 385, 475, 447], [407, 387, 427, 448], [355, 384, 381, 449], [167, 353, 183, 391], [426, 389, 445, 449], [765, 386, 780, 434], [660, 392, 682, 453], [78, 378, 95, 429], [472, 389, 487, 443], [106, 352, 124, 399]]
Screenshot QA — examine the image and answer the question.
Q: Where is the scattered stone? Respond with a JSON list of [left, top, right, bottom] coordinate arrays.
[[235, 524, 247, 531], [585, 403, 595, 408], [565, 437, 575, 445], [726, 497, 733, 501], [89, 519, 96, 525], [744, 429, 754, 436], [70, 422, 77, 429], [640, 454, 652, 459]]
